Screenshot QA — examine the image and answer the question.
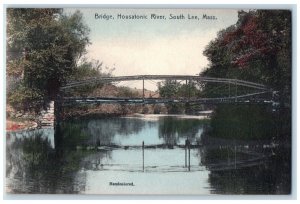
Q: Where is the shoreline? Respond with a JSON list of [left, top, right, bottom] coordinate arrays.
[[5, 111, 211, 132], [6, 120, 38, 132]]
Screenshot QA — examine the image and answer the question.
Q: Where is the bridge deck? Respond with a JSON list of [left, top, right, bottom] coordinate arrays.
[[60, 90, 274, 106]]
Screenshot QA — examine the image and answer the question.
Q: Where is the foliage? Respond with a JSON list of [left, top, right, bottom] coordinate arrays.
[[201, 10, 291, 141], [117, 86, 139, 98], [68, 58, 114, 82], [64, 59, 115, 97], [153, 105, 162, 114], [7, 8, 90, 111], [7, 82, 44, 112], [158, 80, 198, 98], [158, 80, 199, 113], [202, 10, 291, 106], [6, 58, 25, 77]]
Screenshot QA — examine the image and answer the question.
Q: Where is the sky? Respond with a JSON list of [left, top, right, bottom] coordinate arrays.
[[64, 8, 239, 89]]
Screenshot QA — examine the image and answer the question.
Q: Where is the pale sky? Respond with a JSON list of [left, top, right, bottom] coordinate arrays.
[[64, 8, 239, 89]]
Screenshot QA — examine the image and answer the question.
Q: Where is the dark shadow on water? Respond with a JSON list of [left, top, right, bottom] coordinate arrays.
[[198, 104, 291, 194], [6, 130, 112, 194], [206, 146, 291, 194]]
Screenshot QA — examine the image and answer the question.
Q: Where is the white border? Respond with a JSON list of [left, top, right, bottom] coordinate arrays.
[[1, 0, 299, 202]]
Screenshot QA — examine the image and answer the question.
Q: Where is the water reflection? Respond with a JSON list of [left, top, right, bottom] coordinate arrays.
[[207, 148, 291, 194], [198, 104, 291, 194], [158, 117, 205, 145], [6, 116, 208, 194], [58, 116, 206, 147], [6, 131, 87, 193], [86, 118, 146, 145], [6, 115, 290, 194], [198, 146, 291, 194]]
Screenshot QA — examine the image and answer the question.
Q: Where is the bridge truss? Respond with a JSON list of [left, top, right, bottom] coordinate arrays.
[[59, 75, 276, 106]]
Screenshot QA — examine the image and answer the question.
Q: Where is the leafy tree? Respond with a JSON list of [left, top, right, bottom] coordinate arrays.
[[157, 80, 199, 114], [7, 82, 44, 112], [158, 80, 180, 98], [7, 8, 90, 111], [201, 10, 291, 141], [64, 58, 115, 97], [202, 10, 291, 106], [158, 80, 198, 98]]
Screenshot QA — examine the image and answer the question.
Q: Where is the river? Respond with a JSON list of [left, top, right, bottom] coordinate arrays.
[[5, 114, 291, 194]]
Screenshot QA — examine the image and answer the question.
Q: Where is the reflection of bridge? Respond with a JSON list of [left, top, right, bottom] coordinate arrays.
[[59, 75, 275, 106], [53, 75, 277, 172]]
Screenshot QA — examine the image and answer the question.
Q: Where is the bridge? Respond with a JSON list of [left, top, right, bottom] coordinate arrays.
[[53, 75, 276, 149], [58, 75, 276, 106]]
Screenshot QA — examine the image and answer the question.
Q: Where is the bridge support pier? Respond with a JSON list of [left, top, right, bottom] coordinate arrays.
[[54, 92, 63, 151]]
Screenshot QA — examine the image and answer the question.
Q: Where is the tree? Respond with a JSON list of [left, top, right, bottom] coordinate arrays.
[[65, 58, 115, 97], [7, 9, 90, 111], [158, 80, 199, 114], [158, 80, 198, 98], [158, 80, 180, 98], [201, 10, 291, 142], [202, 10, 291, 106]]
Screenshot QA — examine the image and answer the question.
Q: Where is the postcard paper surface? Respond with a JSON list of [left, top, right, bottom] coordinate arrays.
[[5, 7, 292, 195]]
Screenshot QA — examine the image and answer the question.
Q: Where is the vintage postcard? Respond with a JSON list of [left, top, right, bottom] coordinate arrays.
[[5, 6, 292, 196]]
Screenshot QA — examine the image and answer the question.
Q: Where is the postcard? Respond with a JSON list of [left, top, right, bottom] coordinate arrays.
[[5, 7, 292, 196]]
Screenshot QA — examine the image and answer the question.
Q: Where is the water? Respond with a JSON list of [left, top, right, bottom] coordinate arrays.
[[6, 115, 290, 194]]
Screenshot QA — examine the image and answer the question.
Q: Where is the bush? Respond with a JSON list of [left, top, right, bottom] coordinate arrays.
[[7, 82, 45, 112]]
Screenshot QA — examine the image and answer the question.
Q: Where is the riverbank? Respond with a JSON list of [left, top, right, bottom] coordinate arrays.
[[6, 104, 38, 131], [6, 108, 212, 132], [6, 120, 38, 132]]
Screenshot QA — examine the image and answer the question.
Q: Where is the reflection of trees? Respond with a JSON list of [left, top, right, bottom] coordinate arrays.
[[59, 123, 89, 149], [158, 117, 205, 145], [208, 150, 291, 194], [198, 146, 249, 168], [6, 131, 89, 193], [60, 117, 207, 147], [86, 120, 115, 145], [198, 146, 291, 194], [80, 151, 112, 171], [197, 104, 291, 194], [208, 166, 271, 194], [60, 118, 146, 146], [87, 118, 146, 145], [205, 104, 275, 141], [117, 118, 146, 135]]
